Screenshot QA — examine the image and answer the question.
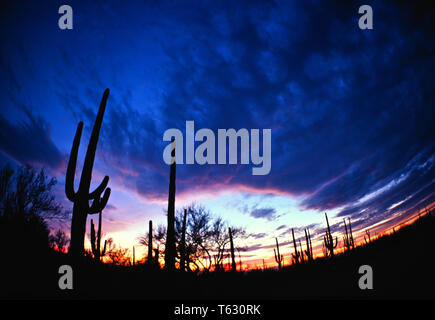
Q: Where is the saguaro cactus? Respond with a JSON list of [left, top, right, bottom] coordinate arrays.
[[274, 237, 283, 270], [323, 212, 338, 257], [147, 220, 153, 262], [364, 229, 371, 244], [165, 139, 176, 270], [229, 227, 237, 272], [343, 218, 355, 252], [291, 228, 301, 265], [66, 89, 111, 258], [304, 228, 314, 262], [180, 209, 188, 271], [90, 210, 106, 261]]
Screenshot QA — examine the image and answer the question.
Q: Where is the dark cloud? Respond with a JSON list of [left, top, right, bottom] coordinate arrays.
[[149, 0, 434, 215], [250, 207, 277, 220], [249, 232, 267, 240], [0, 110, 64, 170]]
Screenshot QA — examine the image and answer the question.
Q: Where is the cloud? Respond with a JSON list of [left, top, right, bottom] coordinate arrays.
[[0, 109, 64, 170], [250, 207, 277, 220], [249, 232, 267, 240]]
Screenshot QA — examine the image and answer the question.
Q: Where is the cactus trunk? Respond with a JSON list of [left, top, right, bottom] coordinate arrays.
[[291, 228, 301, 265], [304, 228, 313, 262], [229, 227, 237, 272], [343, 218, 355, 252], [165, 139, 176, 270], [90, 210, 106, 261], [180, 209, 188, 271], [148, 220, 153, 262], [274, 238, 283, 270]]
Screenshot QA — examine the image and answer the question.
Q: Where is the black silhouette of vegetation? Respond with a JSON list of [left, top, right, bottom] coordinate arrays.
[[0, 164, 66, 260], [304, 228, 314, 262], [66, 89, 111, 259], [164, 139, 176, 271], [274, 237, 283, 270], [90, 210, 106, 262], [323, 212, 338, 258], [291, 228, 302, 265]]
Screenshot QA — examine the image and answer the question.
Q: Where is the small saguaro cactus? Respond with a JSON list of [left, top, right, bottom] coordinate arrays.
[[90, 210, 106, 261], [66, 89, 111, 258], [299, 240, 304, 263], [291, 228, 301, 265], [180, 209, 188, 271], [274, 237, 283, 270], [364, 229, 371, 244], [323, 212, 338, 257], [304, 228, 314, 262], [343, 218, 355, 252]]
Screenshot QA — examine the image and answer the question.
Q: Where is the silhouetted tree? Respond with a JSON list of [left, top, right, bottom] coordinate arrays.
[[105, 238, 130, 266], [49, 229, 70, 253], [139, 222, 166, 267], [139, 203, 246, 272], [0, 164, 66, 261], [209, 217, 245, 271]]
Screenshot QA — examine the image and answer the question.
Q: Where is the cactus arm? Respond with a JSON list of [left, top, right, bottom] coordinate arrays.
[[229, 227, 237, 272], [65, 122, 83, 201], [97, 210, 102, 254], [148, 220, 153, 261], [79, 89, 110, 193], [348, 218, 354, 248], [89, 175, 110, 199], [101, 240, 107, 256], [90, 219, 97, 256], [165, 138, 177, 270], [89, 188, 111, 214]]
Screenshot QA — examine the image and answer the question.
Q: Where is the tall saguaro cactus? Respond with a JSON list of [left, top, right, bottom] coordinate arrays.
[[291, 228, 301, 265], [229, 227, 237, 272], [323, 212, 338, 257], [147, 220, 153, 262], [165, 139, 176, 270], [274, 237, 283, 270], [66, 89, 111, 258], [304, 228, 314, 262]]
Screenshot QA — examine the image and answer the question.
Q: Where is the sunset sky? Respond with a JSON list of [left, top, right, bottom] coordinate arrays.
[[0, 0, 434, 268]]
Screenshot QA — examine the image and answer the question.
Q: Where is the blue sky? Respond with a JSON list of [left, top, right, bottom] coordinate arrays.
[[0, 0, 434, 267]]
